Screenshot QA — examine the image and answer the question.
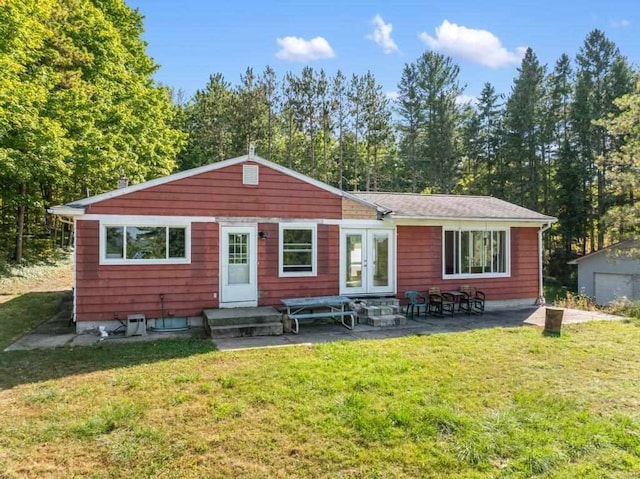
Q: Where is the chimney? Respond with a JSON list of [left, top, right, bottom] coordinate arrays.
[[117, 169, 129, 189]]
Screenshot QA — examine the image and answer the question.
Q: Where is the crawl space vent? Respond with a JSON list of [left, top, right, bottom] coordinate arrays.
[[243, 164, 259, 185]]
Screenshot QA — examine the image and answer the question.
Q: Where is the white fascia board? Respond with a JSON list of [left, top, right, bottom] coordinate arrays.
[[82, 214, 216, 223], [48, 205, 86, 216]]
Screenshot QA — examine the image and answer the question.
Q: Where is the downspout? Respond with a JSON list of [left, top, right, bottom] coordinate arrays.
[[73, 217, 77, 329], [537, 221, 553, 305]]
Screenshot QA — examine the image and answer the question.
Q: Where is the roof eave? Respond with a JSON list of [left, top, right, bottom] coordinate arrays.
[[48, 205, 86, 217], [391, 215, 557, 223]]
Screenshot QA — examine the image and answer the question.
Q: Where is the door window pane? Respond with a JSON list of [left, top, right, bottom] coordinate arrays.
[[228, 233, 249, 284], [372, 234, 389, 287], [346, 234, 362, 287]]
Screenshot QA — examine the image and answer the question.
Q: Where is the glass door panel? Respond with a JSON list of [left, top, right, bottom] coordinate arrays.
[[345, 233, 363, 288], [372, 234, 389, 287]]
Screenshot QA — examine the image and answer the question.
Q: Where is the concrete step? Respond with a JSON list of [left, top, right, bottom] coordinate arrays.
[[203, 307, 281, 327], [362, 298, 400, 308], [366, 314, 407, 327], [363, 305, 396, 316], [208, 322, 283, 338]]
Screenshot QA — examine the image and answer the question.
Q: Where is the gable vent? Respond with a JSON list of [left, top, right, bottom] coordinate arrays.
[[243, 164, 259, 185]]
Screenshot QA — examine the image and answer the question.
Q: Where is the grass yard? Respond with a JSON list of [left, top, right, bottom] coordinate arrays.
[[0, 327, 639, 477], [1, 259, 639, 478]]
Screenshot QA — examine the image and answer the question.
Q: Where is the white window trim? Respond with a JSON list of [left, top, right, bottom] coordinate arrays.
[[279, 223, 317, 277], [99, 218, 191, 265], [442, 226, 511, 279]]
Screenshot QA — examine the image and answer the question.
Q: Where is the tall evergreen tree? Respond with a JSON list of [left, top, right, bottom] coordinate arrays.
[[503, 48, 546, 209], [573, 29, 633, 249], [331, 70, 348, 189], [232, 67, 267, 156], [177, 73, 233, 170], [397, 52, 463, 193], [257, 66, 279, 160], [547, 54, 588, 254], [396, 63, 422, 191], [361, 72, 392, 191]]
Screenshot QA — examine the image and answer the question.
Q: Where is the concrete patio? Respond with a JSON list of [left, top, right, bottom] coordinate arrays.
[[5, 305, 626, 352]]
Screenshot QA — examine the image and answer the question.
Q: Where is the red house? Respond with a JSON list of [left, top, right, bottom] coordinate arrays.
[[51, 153, 556, 333]]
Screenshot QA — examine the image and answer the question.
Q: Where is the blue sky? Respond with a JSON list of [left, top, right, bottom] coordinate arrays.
[[126, 0, 638, 103]]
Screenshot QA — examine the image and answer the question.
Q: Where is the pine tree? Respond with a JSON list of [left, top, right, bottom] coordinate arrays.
[[503, 48, 546, 209], [574, 29, 633, 249], [397, 52, 463, 193], [178, 74, 233, 169]]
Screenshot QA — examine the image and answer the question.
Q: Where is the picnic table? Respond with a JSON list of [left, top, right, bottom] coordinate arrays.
[[281, 295, 356, 334]]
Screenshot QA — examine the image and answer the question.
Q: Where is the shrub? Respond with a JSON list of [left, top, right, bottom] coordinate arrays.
[[554, 290, 599, 311]]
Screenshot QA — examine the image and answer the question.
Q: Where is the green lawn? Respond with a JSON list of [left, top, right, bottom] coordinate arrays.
[[1, 262, 639, 478], [1, 326, 639, 477]]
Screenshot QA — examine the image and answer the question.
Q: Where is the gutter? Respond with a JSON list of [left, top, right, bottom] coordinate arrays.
[[537, 221, 554, 305]]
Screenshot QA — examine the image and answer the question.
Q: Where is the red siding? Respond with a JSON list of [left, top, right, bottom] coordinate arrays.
[[396, 226, 539, 301], [256, 223, 339, 305], [75, 162, 346, 322], [75, 220, 218, 322], [87, 162, 342, 219], [73, 161, 541, 322]]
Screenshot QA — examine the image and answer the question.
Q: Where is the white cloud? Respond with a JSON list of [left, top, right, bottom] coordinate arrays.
[[385, 91, 400, 101], [275, 36, 336, 62], [419, 20, 526, 68], [456, 94, 478, 107], [367, 14, 399, 54], [611, 19, 631, 28]]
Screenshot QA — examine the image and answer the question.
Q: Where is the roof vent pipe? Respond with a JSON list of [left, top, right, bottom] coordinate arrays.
[[117, 169, 129, 189]]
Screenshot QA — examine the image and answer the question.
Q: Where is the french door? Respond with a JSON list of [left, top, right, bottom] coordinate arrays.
[[341, 229, 394, 295]]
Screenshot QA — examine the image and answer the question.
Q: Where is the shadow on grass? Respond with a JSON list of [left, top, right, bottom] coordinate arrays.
[[0, 336, 216, 390], [0, 291, 68, 348], [1, 291, 216, 390]]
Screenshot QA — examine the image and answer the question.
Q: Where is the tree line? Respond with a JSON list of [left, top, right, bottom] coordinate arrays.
[[173, 29, 637, 278], [1, 0, 638, 283]]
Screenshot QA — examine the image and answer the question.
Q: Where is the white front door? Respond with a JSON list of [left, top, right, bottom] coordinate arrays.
[[341, 229, 394, 295], [220, 226, 257, 307]]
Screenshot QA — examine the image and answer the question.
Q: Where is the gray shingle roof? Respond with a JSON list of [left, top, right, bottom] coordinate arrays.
[[353, 192, 556, 222], [568, 239, 640, 263]]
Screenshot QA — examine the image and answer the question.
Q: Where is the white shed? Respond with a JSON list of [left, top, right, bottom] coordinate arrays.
[[569, 240, 640, 305]]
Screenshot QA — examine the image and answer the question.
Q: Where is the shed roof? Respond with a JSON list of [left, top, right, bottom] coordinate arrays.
[[353, 192, 556, 222], [567, 240, 640, 264]]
